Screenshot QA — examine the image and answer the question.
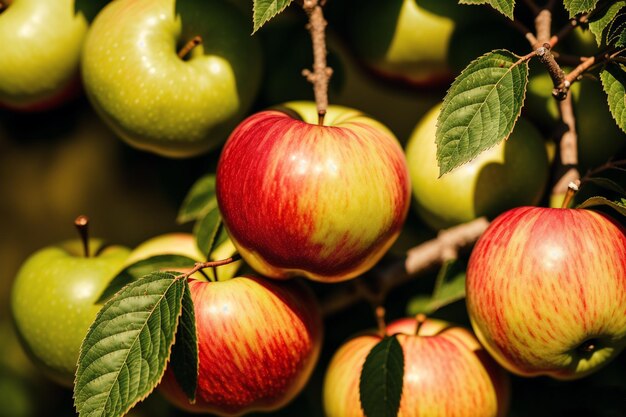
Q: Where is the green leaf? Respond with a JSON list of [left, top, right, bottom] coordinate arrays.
[[74, 272, 185, 417], [97, 255, 197, 303], [459, 0, 515, 20], [563, 0, 600, 17], [177, 174, 217, 224], [406, 260, 467, 316], [252, 0, 294, 34], [577, 196, 626, 216], [588, 1, 626, 46], [606, 11, 626, 47], [359, 336, 404, 417], [436, 50, 529, 176], [601, 63, 626, 133], [194, 206, 223, 258], [169, 281, 198, 403], [584, 177, 626, 196]]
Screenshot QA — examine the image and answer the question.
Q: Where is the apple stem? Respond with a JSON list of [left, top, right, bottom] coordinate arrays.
[[561, 180, 580, 208], [74, 215, 90, 258], [178, 36, 202, 60], [414, 314, 427, 336], [301, 0, 333, 126], [375, 306, 387, 338]]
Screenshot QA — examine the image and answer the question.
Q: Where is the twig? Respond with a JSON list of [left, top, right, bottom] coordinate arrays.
[[535, 43, 567, 99], [176, 255, 242, 281], [320, 218, 490, 317], [507, 18, 539, 47], [535, 9, 552, 46], [301, 0, 332, 126], [523, 0, 542, 15], [549, 15, 589, 48], [551, 94, 581, 204]]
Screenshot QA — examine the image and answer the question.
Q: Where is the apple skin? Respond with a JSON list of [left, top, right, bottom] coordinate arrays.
[[158, 275, 323, 416], [343, 0, 510, 89], [10, 239, 130, 387], [81, 0, 262, 158], [466, 206, 626, 379], [323, 317, 510, 417], [406, 104, 549, 230], [125, 232, 241, 281], [0, 0, 88, 111], [216, 101, 411, 283]]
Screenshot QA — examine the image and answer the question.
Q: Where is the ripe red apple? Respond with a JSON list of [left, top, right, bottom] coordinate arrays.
[[323, 317, 509, 417], [216, 101, 411, 283], [158, 275, 323, 416], [467, 206, 626, 379]]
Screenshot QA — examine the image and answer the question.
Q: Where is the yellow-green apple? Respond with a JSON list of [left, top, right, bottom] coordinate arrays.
[[158, 275, 322, 416], [466, 206, 626, 379], [126, 232, 241, 281], [406, 104, 549, 230], [10, 235, 129, 386], [216, 101, 411, 283], [525, 73, 625, 173], [0, 0, 88, 111], [323, 317, 510, 417], [343, 0, 513, 88], [81, 0, 262, 158]]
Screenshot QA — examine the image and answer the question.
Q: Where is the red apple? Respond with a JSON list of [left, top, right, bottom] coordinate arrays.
[[216, 101, 411, 283], [158, 275, 322, 416], [466, 207, 626, 379], [323, 317, 510, 417]]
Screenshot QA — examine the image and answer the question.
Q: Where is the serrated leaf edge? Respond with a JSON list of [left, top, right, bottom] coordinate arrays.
[[74, 272, 185, 417], [252, 0, 294, 34]]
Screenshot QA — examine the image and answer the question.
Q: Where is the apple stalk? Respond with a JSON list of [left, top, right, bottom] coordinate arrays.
[[178, 36, 202, 60], [74, 215, 90, 258]]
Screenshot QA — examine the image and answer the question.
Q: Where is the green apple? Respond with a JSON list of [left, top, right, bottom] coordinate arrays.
[[525, 72, 625, 173], [344, 0, 517, 88], [81, 0, 262, 158], [0, 0, 88, 111], [126, 232, 241, 282], [11, 237, 129, 387], [406, 104, 549, 230]]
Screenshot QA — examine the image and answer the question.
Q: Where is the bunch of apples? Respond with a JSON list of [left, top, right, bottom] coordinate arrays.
[[5, 0, 626, 417]]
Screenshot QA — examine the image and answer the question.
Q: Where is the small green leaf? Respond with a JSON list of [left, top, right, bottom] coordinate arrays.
[[589, 1, 626, 46], [563, 0, 600, 17], [459, 0, 515, 20], [177, 174, 217, 224], [606, 11, 626, 47], [584, 177, 626, 196], [406, 260, 467, 316], [577, 196, 626, 216], [253, 0, 294, 34], [436, 50, 529, 176], [170, 281, 198, 403], [97, 255, 197, 303], [359, 336, 404, 417], [601, 63, 626, 133], [194, 207, 223, 258], [74, 272, 185, 417]]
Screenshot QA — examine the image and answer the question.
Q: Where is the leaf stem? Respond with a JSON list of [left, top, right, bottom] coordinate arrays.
[[177, 254, 242, 281], [178, 36, 202, 60], [74, 215, 90, 258], [301, 0, 332, 126]]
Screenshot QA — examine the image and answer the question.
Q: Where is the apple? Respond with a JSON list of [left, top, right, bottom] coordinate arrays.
[[406, 104, 549, 230], [158, 275, 323, 416], [216, 101, 411, 283], [126, 232, 242, 281], [342, 0, 518, 88], [466, 206, 626, 379], [81, 0, 262, 158], [0, 0, 89, 111], [525, 73, 625, 173], [10, 230, 130, 387], [323, 317, 510, 417]]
